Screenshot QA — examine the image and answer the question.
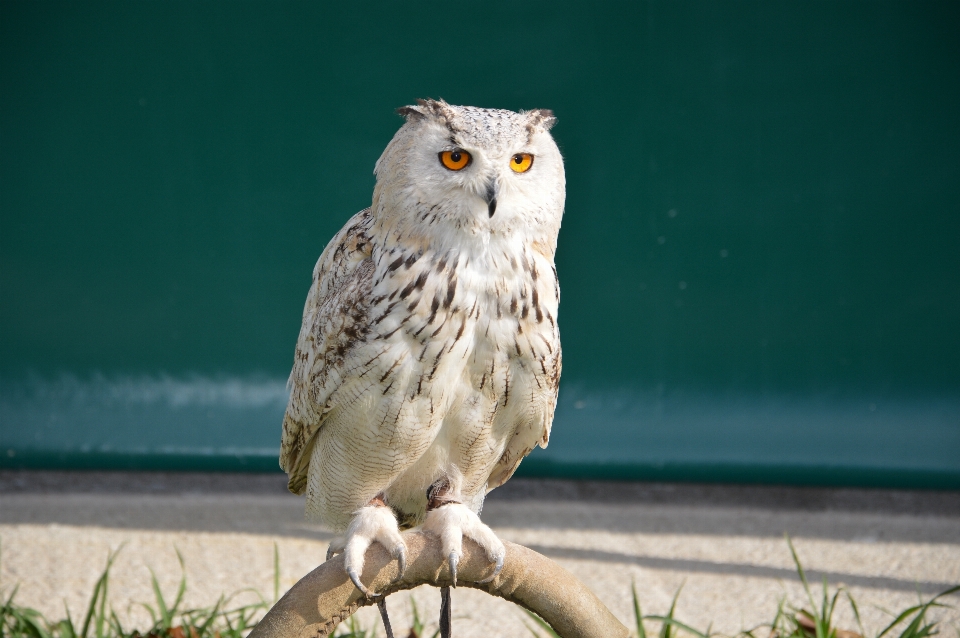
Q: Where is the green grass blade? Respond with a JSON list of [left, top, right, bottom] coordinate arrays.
[[57, 618, 78, 638], [927, 584, 960, 604], [659, 583, 686, 638], [769, 599, 787, 638], [195, 595, 224, 637], [410, 595, 423, 634], [338, 615, 369, 638], [58, 603, 77, 638], [273, 543, 280, 604], [521, 620, 546, 637], [2, 584, 23, 623], [827, 585, 840, 621], [877, 584, 959, 638], [910, 622, 938, 638], [171, 547, 188, 618], [895, 596, 952, 638], [78, 572, 104, 638], [786, 535, 817, 615], [632, 579, 647, 638], [79, 551, 116, 638], [819, 578, 841, 638], [20, 607, 54, 638], [845, 591, 865, 638], [94, 568, 108, 638], [522, 608, 561, 637], [898, 609, 930, 638], [108, 609, 125, 637], [149, 567, 172, 630], [878, 604, 932, 638], [135, 601, 159, 628], [645, 616, 709, 638], [222, 603, 237, 635]]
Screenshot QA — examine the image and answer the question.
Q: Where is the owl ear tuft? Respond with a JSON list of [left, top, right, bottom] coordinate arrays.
[[397, 98, 454, 123], [396, 105, 426, 121], [527, 109, 557, 131]]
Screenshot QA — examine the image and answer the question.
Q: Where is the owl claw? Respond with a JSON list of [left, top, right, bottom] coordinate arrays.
[[340, 504, 405, 598], [477, 551, 504, 584], [393, 544, 407, 583], [347, 567, 379, 598], [424, 502, 506, 587], [448, 551, 459, 587], [326, 536, 345, 562]]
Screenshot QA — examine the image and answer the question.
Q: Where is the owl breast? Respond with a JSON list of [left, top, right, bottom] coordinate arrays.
[[304, 238, 561, 529]]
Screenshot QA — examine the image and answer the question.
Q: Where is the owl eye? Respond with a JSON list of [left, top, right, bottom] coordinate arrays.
[[510, 153, 534, 173], [439, 150, 471, 171]]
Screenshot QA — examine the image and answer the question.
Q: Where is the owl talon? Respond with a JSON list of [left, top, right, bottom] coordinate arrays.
[[392, 544, 407, 583], [424, 501, 506, 587], [348, 567, 378, 598], [448, 551, 459, 587], [477, 551, 504, 584], [340, 503, 405, 598], [326, 537, 345, 562]]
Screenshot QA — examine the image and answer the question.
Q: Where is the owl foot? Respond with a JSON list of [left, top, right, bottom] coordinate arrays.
[[327, 499, 406, 597], [422, 501, 505, 587]]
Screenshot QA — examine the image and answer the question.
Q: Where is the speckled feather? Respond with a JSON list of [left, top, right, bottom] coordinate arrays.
[[281, 100, 564, 530]]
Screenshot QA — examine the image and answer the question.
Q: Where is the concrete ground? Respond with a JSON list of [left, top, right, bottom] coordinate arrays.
[[1, 471, 958, 638]]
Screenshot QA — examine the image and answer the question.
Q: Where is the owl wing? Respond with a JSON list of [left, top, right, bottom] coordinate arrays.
[[280, 208, 376, 494], [486, 332, 562, 492]]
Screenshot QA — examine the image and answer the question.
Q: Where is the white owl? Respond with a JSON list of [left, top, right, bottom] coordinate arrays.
[[280, 99, 564, 626]]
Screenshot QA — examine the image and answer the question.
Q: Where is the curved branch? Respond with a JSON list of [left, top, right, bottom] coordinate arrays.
[[250, 531, 628, 638]]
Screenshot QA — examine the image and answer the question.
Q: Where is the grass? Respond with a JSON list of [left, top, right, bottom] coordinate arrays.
[[0, 543, 368, 638], [769, 536, 960, 638], [2, 537, 957, 638], [0, 544, 276, 638], [522, 536, 958, 638]]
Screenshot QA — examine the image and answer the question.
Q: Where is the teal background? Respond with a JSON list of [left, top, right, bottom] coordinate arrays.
[[2, 2, 958, 486]]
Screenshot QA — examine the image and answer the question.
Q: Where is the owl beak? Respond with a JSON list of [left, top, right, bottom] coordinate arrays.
[[484, 180, 498, 218]]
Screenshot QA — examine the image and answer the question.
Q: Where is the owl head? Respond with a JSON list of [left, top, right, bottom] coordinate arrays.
[[372, 99, 565, 254]]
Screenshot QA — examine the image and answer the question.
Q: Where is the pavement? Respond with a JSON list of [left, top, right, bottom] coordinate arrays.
[[1, 471, 958, 638]]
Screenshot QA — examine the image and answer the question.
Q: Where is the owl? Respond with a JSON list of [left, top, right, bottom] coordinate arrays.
[[279, 99, 564, 620]]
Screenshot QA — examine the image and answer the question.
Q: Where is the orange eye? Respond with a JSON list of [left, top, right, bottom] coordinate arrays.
[[439, 150, 471, 171], [510, 153, 534, 173]]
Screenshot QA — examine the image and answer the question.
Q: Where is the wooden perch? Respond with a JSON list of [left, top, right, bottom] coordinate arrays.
[[250, 530, 628, 638]]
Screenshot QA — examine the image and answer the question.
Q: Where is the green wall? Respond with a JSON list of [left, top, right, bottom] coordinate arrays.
[[2, 1, 958, 486]]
